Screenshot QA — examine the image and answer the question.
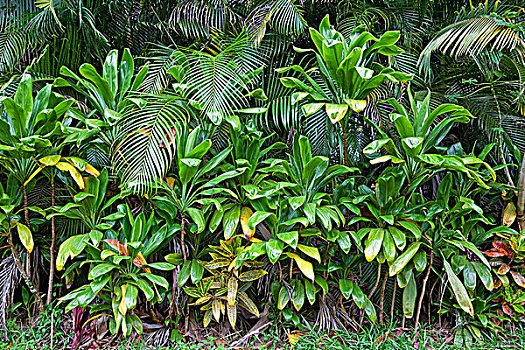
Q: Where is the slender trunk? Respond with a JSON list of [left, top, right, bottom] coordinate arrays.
[[499, 144, 515, 189], [379, 273, 389, 324], [46, 178, 56, 305], [23, 185, 31, 278], [180, 213, 187, 262], [8, 224, 44, 314], [414, 251, 433, 328], [23, 185, 30, 226], [517, 155, 525, 231], [342, 131, 348, 167], [390, 281, 397, 321], [168, 214, 186, 321]]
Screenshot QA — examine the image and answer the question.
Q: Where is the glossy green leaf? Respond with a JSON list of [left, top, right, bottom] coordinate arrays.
[[191, 259, 204, 284], [403, 273, 417, 318], [389, 242, 422, 276], [443, 259, 474, 315], [266, 239, 284, 264], [364, 228, 384, 262], [178, 260, 191, 287]]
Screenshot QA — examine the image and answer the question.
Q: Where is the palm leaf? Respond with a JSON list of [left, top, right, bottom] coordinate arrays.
[[419, 16, 525, 80], [112, 93, 189, 193]]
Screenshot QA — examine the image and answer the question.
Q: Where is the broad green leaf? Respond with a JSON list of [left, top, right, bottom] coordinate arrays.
[[191, 259, 204, 284], [389, 242, 422, 276], [364, 228, 384, 262], [297, 244, 321, 263], [277, 286, 290, 310], [56, 234, 87, 271], [223, 206, 240, 239], [89, 263, 118, 280], [403, 273, 417, 318], [291, 280, 305, 311], [443, 259, 474, 315], [247, 211, 272, 230], [339, 279, 353, 299], [178, 260, 191, 287], [266, 239, 284, 264], [277, 231, 299, 249], [305, 279, 316, 305]]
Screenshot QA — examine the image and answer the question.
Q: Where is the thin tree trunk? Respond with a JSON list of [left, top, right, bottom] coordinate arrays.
[[47, 177, 56, 305], [23, 185, 30, 226], [379, 273, 389, 324], [8, 224, 44, 314], [168, 214, 186, 321], [180, 213, 187, 261], [342, 131, 348, 167], [23, 185, 31, 278], [517, 155, 525, 231], [390, 281, 397, 321], [414, 251, 433, 328]]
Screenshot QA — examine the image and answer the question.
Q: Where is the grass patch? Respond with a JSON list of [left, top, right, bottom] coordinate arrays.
[[2, 313, 525, 350]]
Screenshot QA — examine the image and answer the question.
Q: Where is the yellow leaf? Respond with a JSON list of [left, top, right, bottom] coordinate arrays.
[[119, 284, 128, 316], [326, 103, 349, 124], [227, 302, 237, 329], [84, 164, 100, 177], [240, 207, 255, 240], [227, 278, 238, 307], [503, 202, 517, 227], [289, 331, 308, 347], [38, 155, 61, 166], [56, 162, 85, 189], [212, 299, 221, 322], [16, 222, 33, 253], [203, 310, 212, 327], [132, 252, 151, 273], [286, 252, 315, 281], [24, 167, 44, 186]]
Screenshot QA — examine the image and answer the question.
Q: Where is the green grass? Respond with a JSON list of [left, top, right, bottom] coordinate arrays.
[[2, 312, 525, 350]]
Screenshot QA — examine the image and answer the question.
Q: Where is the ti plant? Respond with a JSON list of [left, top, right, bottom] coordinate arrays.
[[60, 204, 177, 336], [53, 169, 119, 272], [363, 89, 496, 189], [0, 183, 46, 313], [277, 15, 412, 164]]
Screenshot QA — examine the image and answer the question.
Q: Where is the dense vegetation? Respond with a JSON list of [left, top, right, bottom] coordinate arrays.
[[1, 0, 525, 348]]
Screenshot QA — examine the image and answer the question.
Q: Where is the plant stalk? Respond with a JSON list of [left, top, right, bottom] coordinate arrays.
[[379, 272, 389, 324], [47, 177, 56, 305], [517, 155, 525, 231], [414, 251, 433, 328]]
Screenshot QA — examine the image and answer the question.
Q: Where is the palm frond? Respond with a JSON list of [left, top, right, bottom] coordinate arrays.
[[247, 0, 307, 45], [419, 16, 525, 80], [0, 255, 21, 338], [112, 93, 189, 193], [169, 0, 240, 41]]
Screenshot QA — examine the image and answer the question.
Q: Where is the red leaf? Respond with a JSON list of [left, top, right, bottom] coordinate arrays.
[[498, 264, 510, 275], [493, 241, 513, 256], [509, 270, 525, 288], [484, 249, 508, 258], [103, 239, 129, 256], [502, 302, 513, 316]]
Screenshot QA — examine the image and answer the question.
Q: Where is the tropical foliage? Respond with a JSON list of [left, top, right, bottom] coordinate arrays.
[[1, 0, 525, 347]]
